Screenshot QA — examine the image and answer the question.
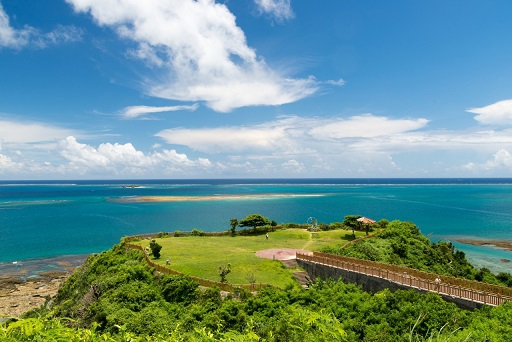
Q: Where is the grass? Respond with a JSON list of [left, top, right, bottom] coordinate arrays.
[[137, 228, 370, 288]]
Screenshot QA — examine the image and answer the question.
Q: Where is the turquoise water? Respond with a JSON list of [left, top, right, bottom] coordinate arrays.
[[1, 179, 511, 273]]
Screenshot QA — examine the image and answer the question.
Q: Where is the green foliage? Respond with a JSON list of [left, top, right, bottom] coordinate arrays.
[[239, 214, 271, 229], [13, 221, 512, 341], [229, 218, 238, 236], [159, 274, 199, 305], [321, 220, 512, 287], [190, 228, 205, 236], [218, 264, 232, 283], [343, 215, 361, 236], [149, 239, 162, 259]]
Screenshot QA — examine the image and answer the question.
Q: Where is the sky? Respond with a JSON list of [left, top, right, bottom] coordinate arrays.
[[1, 0, 512, 179]]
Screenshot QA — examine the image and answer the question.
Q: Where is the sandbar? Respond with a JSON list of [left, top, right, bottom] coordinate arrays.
[[456, 239, 512, 252], [111, 194, 322, 203]]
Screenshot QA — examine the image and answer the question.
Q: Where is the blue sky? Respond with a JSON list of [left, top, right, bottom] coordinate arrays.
[[1, 0, 512, 179]]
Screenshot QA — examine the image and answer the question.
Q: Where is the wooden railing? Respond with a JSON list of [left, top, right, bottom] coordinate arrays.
[[297, 252, 512, 307], [124, 243, 272, 292]]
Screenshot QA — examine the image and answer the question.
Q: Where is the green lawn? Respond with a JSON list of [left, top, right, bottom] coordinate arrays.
[[137, 228, 368, 288]]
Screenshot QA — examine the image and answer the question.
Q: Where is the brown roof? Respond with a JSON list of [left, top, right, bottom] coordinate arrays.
[[357, 216, 376, 224]]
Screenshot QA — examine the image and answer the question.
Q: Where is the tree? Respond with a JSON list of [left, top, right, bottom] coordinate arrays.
[[239, 214, 271, 230], [229, 218, 238, 236], [149, 240, 162, 259], [218, 263, 231, 283], [343, 215, 362, 238]]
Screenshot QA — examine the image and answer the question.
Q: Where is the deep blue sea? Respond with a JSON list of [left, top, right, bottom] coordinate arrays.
[[1, 179, 512, 275]]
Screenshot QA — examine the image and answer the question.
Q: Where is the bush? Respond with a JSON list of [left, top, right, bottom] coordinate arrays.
[[150, 240, 162, 259], [190, 229, 205, 236]]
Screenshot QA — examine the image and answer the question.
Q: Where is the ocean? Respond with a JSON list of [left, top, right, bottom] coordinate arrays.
[[1, 179, 511, 276]]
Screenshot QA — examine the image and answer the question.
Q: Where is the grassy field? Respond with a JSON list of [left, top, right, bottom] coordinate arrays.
[[137, 228, 368, 288]]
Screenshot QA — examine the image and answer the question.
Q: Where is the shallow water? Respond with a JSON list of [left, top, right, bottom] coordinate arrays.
[[1, 179, 511, 273]]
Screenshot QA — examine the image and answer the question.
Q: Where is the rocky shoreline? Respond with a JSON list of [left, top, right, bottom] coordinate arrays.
[[0, 272, 69, 318], [456, 239, 512, 252], [0, 255, 88, 319]]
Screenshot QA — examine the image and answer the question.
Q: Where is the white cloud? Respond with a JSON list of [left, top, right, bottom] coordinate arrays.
[[309, 114, 429, 139], [281, 159, 304, 172], [254, 0, 294, 21], [58, 136, 212, 175], [463, 149, 512, 171], [155, 125, 288, 153], [0, 3, 82, 49], [121, 104, 199, 119], [0, 153, 13, 168], [0, 119, 78, 143], [156, 114, 429, 153], [325, 78, 345, 86], [467, 99, 512, 126], [66, 0, 316, 112]]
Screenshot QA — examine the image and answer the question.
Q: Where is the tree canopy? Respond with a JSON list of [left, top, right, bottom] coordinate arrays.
[[238, 213, 271, 229]]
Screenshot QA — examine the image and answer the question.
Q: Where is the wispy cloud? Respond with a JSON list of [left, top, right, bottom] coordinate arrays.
[[254, 0, 294, 22], [325, 78, 345, 86], [155, 115, 430, 154], [0, 119, 78, 143], [467, 99, 512, 126], [121, 104, 199, 119], [66, 0, 316, 112], [0, 3, 82, 49]]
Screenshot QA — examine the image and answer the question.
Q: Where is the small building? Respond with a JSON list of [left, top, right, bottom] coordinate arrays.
[[357, 216, 376, 224]]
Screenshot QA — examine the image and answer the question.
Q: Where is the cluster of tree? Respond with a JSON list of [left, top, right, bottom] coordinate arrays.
[[7, 243, 512, 341], [228, 214, 277, 236], [229, 213, 386, 236], [322, 219, 512, 287]]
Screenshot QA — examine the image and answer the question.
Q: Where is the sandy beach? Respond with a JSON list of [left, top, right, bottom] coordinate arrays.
[[111, 194, 323, 203]]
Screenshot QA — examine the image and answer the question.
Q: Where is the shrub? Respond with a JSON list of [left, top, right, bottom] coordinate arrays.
[[150, 240, 162, 259], [190, 229, 205, 236]]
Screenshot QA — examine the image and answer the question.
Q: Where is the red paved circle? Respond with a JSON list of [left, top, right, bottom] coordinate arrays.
[[255, 248, 312, 260]]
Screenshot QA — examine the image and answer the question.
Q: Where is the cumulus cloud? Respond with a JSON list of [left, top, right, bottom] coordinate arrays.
[[467, 99, 512, 126], [121, 104, 199, 119], [0, 3, 82, 49], [254, 0, 294, 21], [0, 153, 13, 168], [58, 136, 211, 175], [281, 159, 305, 172], [66, 0, 317, 112], [463, 149, 512, 171]]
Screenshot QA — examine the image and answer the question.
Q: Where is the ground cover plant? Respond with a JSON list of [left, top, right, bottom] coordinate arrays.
[[321, 220, 512, 287], [135, 227, 367, 288], [4, 219, 512, 341]]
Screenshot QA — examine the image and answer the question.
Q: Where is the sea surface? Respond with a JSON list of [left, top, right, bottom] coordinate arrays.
[[1, 179, 511, 275]]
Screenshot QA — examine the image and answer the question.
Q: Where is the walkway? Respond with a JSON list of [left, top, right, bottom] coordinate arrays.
[[296, 252, 512, 307]]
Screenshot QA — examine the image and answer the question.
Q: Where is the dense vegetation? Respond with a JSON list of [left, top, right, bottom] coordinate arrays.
[[2, 219, 512, 341], [321, 220, 512, 287]]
